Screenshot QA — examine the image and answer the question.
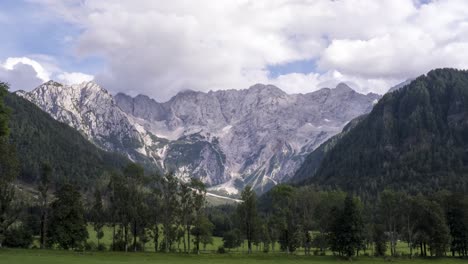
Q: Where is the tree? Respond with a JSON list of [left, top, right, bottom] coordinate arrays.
[[48, 184, 88, 249], [379, 190, 403, 256], [148, 174, 162, 252], [373, 224, 387, 256], [190, 178, 207, 253], [400, 194, 418, 258], [178, 181, 194, 253], [269, 185, 296, 253], [330, 195, 365, 258], [38, 163, 51, 249], [159, 171, 179, 252], [237, 186, 258, 254], [191, 215, 214, 253], [107, 164, 145, 252], [0, 82, 9, 137], [123, 163, 145, 252], [91, 188, 105, 249], [446, 193, 468, 257], [412, 194, 450, 257], [107, 172, 120, 251], [223, 229, 242, 251]]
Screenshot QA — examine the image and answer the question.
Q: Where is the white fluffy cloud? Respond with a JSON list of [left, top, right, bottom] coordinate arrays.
[[3, 57, 51, 81], [0, 56, 94, 90], [57, 72, 94, 85], [0, 62, 44, 90], [30, 0, 468, 100]]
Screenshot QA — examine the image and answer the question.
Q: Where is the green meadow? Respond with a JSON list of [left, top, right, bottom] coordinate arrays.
[[1, 249, 467, 264]]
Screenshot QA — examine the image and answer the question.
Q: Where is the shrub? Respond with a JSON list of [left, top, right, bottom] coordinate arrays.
[[85, 241, 96, 251], [97, 243, 107, 251], [4, 226, 33, 248], [217, 246, 226, 254]]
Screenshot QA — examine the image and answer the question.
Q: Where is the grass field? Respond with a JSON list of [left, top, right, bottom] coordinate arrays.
[[1, 249, 467, 264]]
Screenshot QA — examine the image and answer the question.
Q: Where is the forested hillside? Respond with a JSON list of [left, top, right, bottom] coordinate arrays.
[[5, 92, 135, 188], [300, 69, 468, 197], [291, 115, 367, 184]]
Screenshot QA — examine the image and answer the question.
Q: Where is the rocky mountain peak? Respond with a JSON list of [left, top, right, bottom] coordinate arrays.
[[334, 82, 354, 93]]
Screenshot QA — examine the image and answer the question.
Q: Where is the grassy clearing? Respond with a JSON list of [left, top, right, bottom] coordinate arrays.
[[1, 249, 467, 264]]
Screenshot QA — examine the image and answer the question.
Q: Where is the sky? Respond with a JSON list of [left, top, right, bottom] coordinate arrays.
[[1, 0, 468, 101]]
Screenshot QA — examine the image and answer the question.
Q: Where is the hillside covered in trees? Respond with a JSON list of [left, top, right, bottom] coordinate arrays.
[[4, 92, 138, 188], [297, 69, 468, 197]]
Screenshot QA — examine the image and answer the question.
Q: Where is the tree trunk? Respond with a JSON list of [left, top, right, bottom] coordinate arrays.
[[183, 230, 186, 253], [165, 223, 169, 253], [154, 225, 159, 252], [40, 207, 47, 249], [112, 224, 116, 251], [124, 224, 128, 252], [133, 221, 137, 252], [187, 224, 191, 253]]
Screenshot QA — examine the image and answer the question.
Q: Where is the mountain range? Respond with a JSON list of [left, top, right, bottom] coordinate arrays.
[[17, 81, 379, 195]]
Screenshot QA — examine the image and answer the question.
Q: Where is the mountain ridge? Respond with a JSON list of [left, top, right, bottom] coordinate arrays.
[[18, 80, 380, 194]]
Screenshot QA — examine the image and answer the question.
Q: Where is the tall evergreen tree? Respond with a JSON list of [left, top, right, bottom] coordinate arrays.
[[47, 184, 88, 249], [446, 194, 468, 256], [38, 163, 51, 249], [91, 188, 105, 249], [330, 195, 365, 258], [237, 186, 258, 254], [179, 181, 193, 253], [159, 172, 179, 252], [0, 82, 9, 137]]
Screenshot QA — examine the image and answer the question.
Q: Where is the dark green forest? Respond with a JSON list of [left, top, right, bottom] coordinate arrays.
[[297, 69, 468, 198], [4, 92, 133, 187]]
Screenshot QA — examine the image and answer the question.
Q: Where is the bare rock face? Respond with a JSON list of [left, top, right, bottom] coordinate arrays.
[[20, 80, 380, 195]]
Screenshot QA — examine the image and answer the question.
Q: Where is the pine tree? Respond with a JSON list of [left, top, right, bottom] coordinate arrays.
[[38, 163, 51, 249], [0, 82, 9, 137], [330, 195, 365, 258], [91, 188, 105, 249], [47, 184, 88, 249], [237, 186, 258, 254]]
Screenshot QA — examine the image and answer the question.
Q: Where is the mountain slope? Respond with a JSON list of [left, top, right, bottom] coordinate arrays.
[[290, 114, 367, 184], [299, 69, 468, 196], [19, 81, 379, 194], [5, 92, 132, 188]]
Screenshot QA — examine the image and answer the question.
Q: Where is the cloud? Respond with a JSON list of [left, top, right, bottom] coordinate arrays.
[[270, 70, 400, 95], [3, 57, 50, 81], [0, 62, 44, 90], [57, 72, 94, 85], [0, 56, 94, 90], [28, 0, 468, 100]]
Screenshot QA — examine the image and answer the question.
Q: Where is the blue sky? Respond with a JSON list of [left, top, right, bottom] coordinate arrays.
[[1, 0, 468, 101]]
